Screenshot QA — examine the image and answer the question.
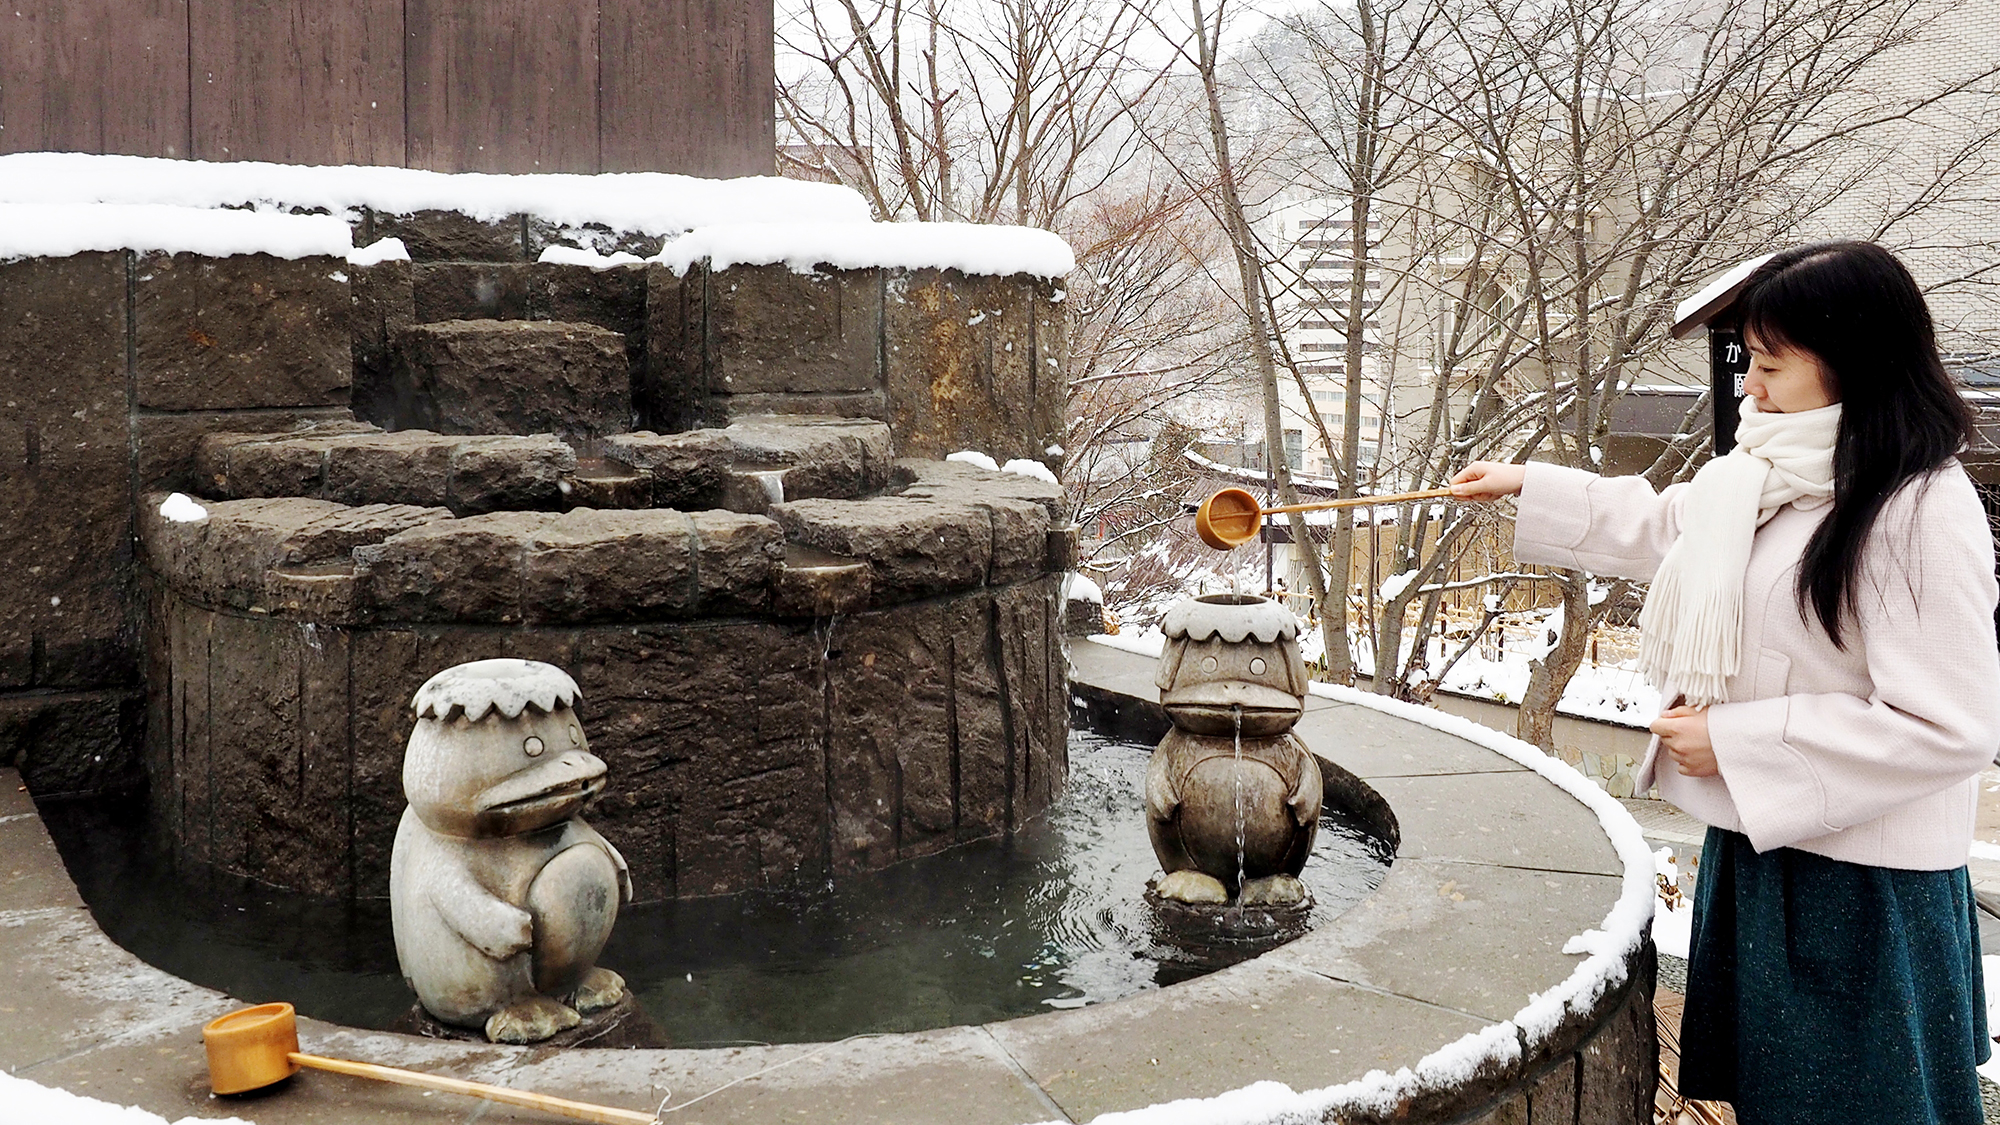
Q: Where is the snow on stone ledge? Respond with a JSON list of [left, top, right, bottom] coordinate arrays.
[[538, 244, 645, 269], [0, 151, 872, 232], [0, 1070, 252, 1125], [1060, 635, 1656, 1125], [0, 203, 353, 262], [348, 236, 410, 266], [653, 221, 1077, 279]]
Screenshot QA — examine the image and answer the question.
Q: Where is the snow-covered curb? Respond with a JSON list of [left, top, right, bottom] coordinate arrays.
[[1056, 635, 1656, 1125], [653, 221, 1076, 280], [0, 152, 870, 231], [0, 203, 354, 261]]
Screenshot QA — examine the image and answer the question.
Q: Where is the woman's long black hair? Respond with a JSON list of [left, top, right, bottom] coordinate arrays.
[[1736, 241, 1974, 647]]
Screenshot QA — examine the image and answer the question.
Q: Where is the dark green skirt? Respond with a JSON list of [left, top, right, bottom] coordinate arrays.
[[1681, 827, 1990, 1124]]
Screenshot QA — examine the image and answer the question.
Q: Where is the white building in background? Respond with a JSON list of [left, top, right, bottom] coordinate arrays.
[[1268, 198, 1391, 479]]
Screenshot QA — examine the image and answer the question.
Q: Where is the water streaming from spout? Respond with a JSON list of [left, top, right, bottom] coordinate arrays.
[[1232, 704, 1246, 899], [753, 470, 787, 507]]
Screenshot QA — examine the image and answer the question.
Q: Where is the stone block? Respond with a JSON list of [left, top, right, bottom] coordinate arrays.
[[1470, 1094, 1532, 1125], [641, 265, 699, 432], [350, 257, 416, 427], [945, 594, 1011, 837], [368, 209, 525, 262], [722, 415, 894, 500], [772, 496, 992, 605], [397, 320, 631, 451], [894, 456, 1069, 521], [690, 511, 785, 614], [529, 261, 649, 338], [772, 546, 872, 617], [826, 602, 957, 866], [216, 434, 332, 497], [698, 390, 889, 427], [411, 261, 532, 322], [884, 267, 1042, 461], [564, 459, 652, 509], [1576, 963, 1656, 1124], [356, 511, 548, 623], [526, 219, 665, 261], [523, 509, 698, 623], [698, 262, 883, 396], [1528, 1057, 1578, 1125], [0, 690, 144, 798], [602, 430, 731, 510], [133, 408, 355, 493], [446, 435, 577, 514], [984, 495, 1055, 585], [0, 253, 134, 691], [133, 252, 351, 411], [324, 431, 454, 507]]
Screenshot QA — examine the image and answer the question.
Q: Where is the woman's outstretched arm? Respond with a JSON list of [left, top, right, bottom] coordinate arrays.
[[1452, 460, 1691, 582]]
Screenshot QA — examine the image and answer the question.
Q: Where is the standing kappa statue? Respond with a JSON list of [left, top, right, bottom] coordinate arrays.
[[1146, 594, 1322, 906], [391, 659, 633, 1043]]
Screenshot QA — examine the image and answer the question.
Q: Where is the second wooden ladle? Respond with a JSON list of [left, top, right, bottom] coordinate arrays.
[[1194, 486, 1458, 550]]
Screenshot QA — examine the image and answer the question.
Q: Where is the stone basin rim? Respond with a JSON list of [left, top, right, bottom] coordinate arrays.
[[0, 641, 1655, 1125]]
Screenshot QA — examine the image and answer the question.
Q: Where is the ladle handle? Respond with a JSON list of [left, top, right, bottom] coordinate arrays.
[[1260, 487, 1456, 516], [290, 1053, 657, 1125]]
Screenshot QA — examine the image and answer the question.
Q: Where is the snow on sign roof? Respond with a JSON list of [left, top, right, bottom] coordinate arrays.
[[0, 203, 353, 262], [1670, 253, 1773, 339], [652, 221, 1077, 280], [0, 152, 873, 231]]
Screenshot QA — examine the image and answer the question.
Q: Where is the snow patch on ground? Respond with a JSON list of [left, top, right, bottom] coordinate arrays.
[[653, 221, 1075, 279], [0, 1072, 253, 1125], [1002, 458, 1059, 483], [346, 236, 408, 265], [0, 203, 352, 261], [0, 152, 870, 231], [1651, 847, 1693, 959], [159, 493, 209, 523], [1068, 636, 1656, 1125], [946, 450, 1001, 472], [537, 244, 645, 269], [1063, 573, 1104, 604]]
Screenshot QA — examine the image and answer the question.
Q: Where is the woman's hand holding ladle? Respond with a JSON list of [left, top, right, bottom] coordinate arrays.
[[1449, 462, 1526, 502]]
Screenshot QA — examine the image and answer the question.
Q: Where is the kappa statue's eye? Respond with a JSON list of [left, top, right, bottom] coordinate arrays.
[[1249, 658, 1267, 675], [524, 736, 546, 757], [1200, 656, 1218, 672], [568, 725, 582, 745]]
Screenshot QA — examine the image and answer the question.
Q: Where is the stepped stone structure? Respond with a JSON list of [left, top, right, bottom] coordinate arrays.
[[1, 204, 1074, 903]]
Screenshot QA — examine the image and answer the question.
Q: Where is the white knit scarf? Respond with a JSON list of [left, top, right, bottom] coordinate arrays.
[[1636, 396, 1842, 705]]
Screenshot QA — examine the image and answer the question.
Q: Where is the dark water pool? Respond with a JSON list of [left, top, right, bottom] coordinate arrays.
[[41, 729, 1391, 1046]]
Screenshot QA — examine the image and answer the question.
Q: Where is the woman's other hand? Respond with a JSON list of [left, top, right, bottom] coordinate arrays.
[[1450, 462, 1526, 501], [1651, 705, 1717, 777]]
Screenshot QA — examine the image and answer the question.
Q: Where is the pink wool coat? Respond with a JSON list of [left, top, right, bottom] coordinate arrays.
[[1515, 461, 2000, 870]]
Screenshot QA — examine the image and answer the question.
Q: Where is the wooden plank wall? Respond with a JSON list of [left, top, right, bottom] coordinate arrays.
[[0, 0, 775, 176]]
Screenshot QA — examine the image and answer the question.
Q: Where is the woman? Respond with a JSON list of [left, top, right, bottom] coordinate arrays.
[[1452, 242, 1999, 1124]]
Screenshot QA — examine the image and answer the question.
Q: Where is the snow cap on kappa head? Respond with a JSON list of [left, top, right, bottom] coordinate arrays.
[[412, 659, 581, 723], [1159, 594, 1299, 645]]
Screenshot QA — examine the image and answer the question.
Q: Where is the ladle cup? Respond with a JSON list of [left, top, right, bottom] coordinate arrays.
[[1194, 486, 1458, 550], [201, 1003, 656, 1125]]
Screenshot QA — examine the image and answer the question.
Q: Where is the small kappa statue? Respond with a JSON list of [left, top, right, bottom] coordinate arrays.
[[1146, 594, 1322, 906], [390, 659, 633, 1043]]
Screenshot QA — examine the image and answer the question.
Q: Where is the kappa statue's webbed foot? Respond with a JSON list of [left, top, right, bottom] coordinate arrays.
[[485, 996, 582, 1043], [572, 967, 626, 1014], [1155, 870, 1228, 904], [1239, 874, 1307, 906]]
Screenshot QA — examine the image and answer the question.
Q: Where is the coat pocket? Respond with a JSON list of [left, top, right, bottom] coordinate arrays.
[[1755, 648, 1792, 698]]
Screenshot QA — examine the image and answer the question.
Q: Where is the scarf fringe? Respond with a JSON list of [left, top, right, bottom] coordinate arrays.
[[1638, 561, 1741, 707]]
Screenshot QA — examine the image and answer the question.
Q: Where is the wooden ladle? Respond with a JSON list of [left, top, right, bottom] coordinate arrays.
[[201, 1003, 656, 1124], [1194, 486, 1458, 550]]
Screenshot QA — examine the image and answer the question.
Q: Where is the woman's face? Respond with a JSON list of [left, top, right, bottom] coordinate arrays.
[[1743, 331, 1839, 413]]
